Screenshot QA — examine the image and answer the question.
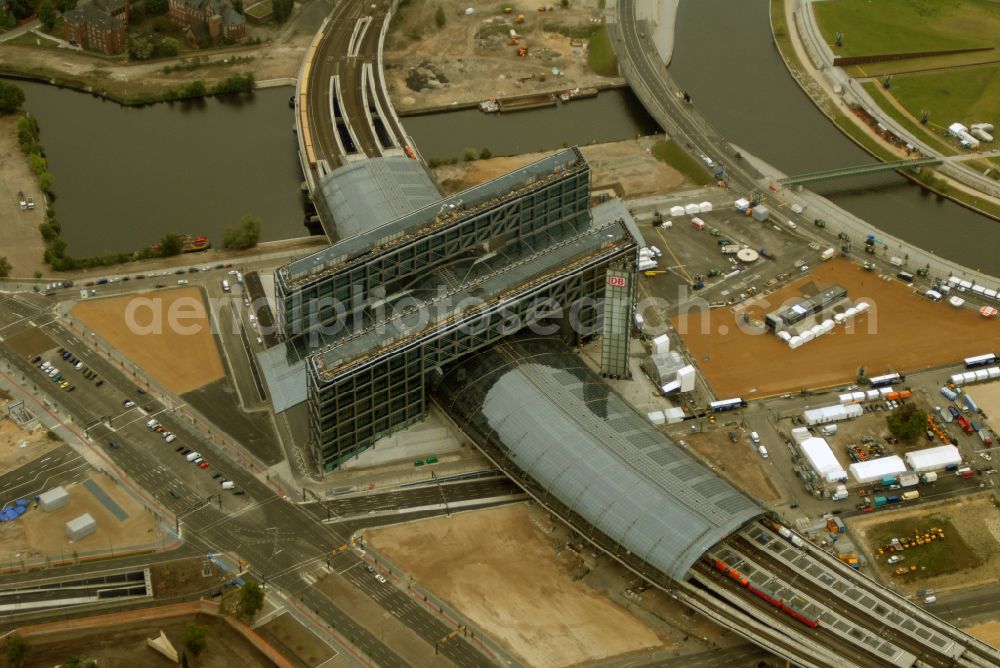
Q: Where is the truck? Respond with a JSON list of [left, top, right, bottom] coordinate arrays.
[[948, 406, 961, 419], [899, 473, 919, 488], [821, 248, 836, 261], [881, 475, 898, 488], [886, 495, 901, 504], [956, 416, 974, 434], [720, 244, 742, 255], [941, 386, 959, 401], [874, 496, 888, 507], [963, 394, 979, 413], [920, 471, 938, 484], [901, 490, 920, 501], [956, 467, 975, 478], [980, 429, 994, 446]]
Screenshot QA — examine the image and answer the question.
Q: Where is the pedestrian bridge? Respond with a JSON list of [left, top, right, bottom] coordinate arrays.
[[777, 157, 943, 186]]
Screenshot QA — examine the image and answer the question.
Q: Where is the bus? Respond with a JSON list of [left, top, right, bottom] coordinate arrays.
[[709, 397, 747, 413], [869, 373, 902, 388], [964, 353, 997, 369]]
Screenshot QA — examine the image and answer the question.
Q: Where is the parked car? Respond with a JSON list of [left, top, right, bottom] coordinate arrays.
[[122, 399, 135, 408]]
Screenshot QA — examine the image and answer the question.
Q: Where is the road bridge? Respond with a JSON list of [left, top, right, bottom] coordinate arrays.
[[777, 157, 944, 187]]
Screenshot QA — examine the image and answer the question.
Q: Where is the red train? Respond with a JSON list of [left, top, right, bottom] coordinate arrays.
[[712, 558, 820, 629]]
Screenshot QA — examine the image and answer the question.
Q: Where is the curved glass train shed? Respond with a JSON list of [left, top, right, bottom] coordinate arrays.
[[434, 337, 764, 581]]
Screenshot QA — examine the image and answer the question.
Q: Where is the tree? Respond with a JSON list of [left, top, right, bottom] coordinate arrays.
[[462, 147, 477, 162], [222, 215, 262, 250], [56, 0, 78, 12], [179, 80, 207, 99], [886, 403, 927, 443], [183, 622, 208, 657], [38, 0, 56, 30], [4, 632, 26, 667], [39, 171, 55, 196], [479, 147, 492, 160], [9, 0, 34, 21], [0, 81, 25, 115], [237, 582, 265, 621], [435, 5, 445, 28], [158, 233, 183, 257], [146, 0, 168, 14], [27, 153, 46, 175], [272, 0, 292, 22]]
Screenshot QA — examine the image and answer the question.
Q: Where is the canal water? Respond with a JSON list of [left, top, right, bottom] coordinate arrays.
[[401, 87, 662, 159], [15, 81, 308, 257], [667, 0, 1000, 275]]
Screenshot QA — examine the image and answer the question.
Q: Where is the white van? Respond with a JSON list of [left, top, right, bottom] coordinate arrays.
[[146, 418, 159, 430], [185, 451, 201, 462], [221, 480, 235, 490], [758, 445, 769, 459], [750, 431, 761, 444], [164, 433, 176, 443], [221, 279, 231, 293]]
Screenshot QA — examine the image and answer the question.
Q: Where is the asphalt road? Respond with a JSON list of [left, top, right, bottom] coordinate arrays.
[[0, 297, 495, 667], [0, 443, 88, 509]]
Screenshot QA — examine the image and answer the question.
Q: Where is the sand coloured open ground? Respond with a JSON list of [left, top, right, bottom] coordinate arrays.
[[366, 504, 665, 668], [70, 287, 224, 394], [684, 431, 781, 502], [967, 621, 1000, 650], [675, 259, 1000, 399], [965, 382, 1000, 433], [847, 494, 1000, 595], [0, 474, 160, 564]]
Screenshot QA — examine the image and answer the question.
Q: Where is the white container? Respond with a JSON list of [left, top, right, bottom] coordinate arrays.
[[651, 334, 670, 354]]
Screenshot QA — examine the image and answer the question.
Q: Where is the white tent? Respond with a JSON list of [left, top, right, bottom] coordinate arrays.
[[802, 403, 862, 426], [905, 445, 962, 472], [670, 205, 686, 217], [801, 437, 848, 483], [698, 201, 713, 213], [849, 456, 907, 484], [684, 203, 701, 215], [791, 427, 811, 444]]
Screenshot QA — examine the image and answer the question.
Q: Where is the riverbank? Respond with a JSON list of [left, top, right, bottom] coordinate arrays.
[[0, 114, 46, 277], [0, 0, 325, 106], [773, 0, 1000, 222]]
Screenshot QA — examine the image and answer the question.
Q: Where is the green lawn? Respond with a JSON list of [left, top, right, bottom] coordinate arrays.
[[652, 139, 713, 186], [586, 24, 617, 77], [884, 65, 1000, 142], [6, 31, 62, 49], [813, 0, 1000, 58], [860, 81, 957, 155], [867, 516, 979, 580]]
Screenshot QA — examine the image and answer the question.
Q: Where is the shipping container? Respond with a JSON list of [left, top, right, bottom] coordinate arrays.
[[963, 394, 979, 413], [920, 472, 938, 483], [899, 473, 919, 488], [941, 387, 959, 401], [886, 495, 901, 504], [874, 496, 888, 506], [881, 475, 898, 487]]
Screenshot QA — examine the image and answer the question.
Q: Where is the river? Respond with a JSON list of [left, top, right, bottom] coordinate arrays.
[[15, 81, 309, 258], [666, 0, 1000, 275], [400, 87, 662, 159]]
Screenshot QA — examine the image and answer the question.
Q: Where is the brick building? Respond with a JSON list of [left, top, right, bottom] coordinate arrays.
[[63, 4, 126, 55], [167, 0, 246, 41]]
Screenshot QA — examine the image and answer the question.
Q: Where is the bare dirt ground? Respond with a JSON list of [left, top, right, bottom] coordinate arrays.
[[0, 473, 161, 565], [70, 287, 224, 394], [0, 115, 47, 278], [966, 382, 1000, 433], [21, 613, 272, 668], [434, 137, 690, 198], [151, 557, 230, 599], [675, 258, 1000, 399], [385, 0, 620, 112], [0, 419, 60, 475], [683, 431, 781, 502], [967, 621, 1000, 649], [847, 494, 1000, 596], [365, 503, 666, 668]]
